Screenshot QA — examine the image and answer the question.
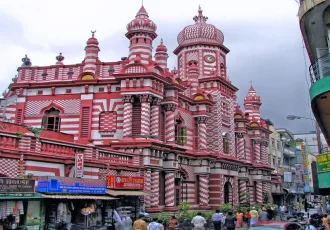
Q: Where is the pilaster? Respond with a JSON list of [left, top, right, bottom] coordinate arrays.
[[139, 95, 153, 136], [150, 98, 161, 137], [197, 116, 207, 151], [164, 104, 177, 144], [122, 95, 135, 137]]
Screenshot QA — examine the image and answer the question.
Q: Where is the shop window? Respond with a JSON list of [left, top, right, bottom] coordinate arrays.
[[41, 108, 61, 132], [223, 137, 229, 153], [175, 119, 187, 145]]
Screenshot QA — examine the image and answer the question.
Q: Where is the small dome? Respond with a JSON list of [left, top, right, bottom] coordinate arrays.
[[87, 31, 99, 46], [177, 6, 224, 47], [156, 39, 167, 52], [126, 6, 157, 35]]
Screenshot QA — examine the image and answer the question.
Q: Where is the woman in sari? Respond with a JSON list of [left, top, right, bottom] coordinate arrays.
[[168, 216, 179, 230], [236, 210, 244, 228]]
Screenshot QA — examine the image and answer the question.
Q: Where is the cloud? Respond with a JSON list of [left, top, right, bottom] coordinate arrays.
[[0, 0, 314, 133]]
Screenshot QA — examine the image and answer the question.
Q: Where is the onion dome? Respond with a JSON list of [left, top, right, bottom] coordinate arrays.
[[244, 85, 261, 105], [87, 30, 99, 46], [56, 52, 65, 65], [177, 6, 224, 46], [156, 39, 167, 52], [21, 54, 32, 67], [126, 6, 157, 36]]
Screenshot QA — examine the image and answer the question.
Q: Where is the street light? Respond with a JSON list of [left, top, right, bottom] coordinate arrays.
[[287, 115, 314, 121]]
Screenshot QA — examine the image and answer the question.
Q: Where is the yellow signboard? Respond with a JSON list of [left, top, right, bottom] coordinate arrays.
[[316, 152, 330, 172]]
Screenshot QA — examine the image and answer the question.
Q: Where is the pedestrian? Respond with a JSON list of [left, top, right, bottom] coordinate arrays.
[[168, 216, 178, 230], [212, 210, 224, 230], [235, 210, 243, 227], [245, 209, 251, 227], [259, 208, 268, 221], [191, 212, 207, 230], [279, 205, 286, 219], [288, 203, 293, 216], [322, 214, 329, 230], [158, 220, 164, 230], [224, 211, 236, 230], [133, 214, 147, 230], [148, 218, 160, 230], [249, 207, 259, 226]]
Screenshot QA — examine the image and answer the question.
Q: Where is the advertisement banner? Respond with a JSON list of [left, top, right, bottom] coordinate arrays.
[[0, 178, 35, 193], [37, 176, 106, 194], [106, 176, 144, 190], [316, 152, 330, 173], [75, 153, 84, 178], [284, 172, 292, 182]]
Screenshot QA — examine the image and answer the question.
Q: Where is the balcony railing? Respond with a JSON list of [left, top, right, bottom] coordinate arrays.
[[309, 53, 330, 84]]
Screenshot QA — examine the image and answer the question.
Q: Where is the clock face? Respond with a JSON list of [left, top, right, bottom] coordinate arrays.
[[204, 55, 215, 63]]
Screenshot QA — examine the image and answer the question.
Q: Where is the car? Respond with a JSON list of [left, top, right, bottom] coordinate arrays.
[[249, 221, 302, 230]]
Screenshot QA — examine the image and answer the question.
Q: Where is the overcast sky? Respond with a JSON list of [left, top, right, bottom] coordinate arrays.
[[0, 0, 316, 134]]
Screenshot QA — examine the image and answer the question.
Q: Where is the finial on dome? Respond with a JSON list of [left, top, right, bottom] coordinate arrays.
[[91, 30, 96, 37], [21, 54, 32, 67], [56, 52, 65, 65], [198, 5, 203, 13], [161, 38, 163, 45]]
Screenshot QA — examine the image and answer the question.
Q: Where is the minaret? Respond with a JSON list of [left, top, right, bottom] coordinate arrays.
[[244, 85, 261, 120], [126, 6, 157, 65], [154, 39, 168, 69], [83, 31, 100, 74]]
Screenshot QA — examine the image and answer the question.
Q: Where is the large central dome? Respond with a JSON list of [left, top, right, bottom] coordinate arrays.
[[177, 6, 224, 46]]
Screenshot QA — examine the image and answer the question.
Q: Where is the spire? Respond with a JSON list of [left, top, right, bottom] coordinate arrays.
[[155, 39, 168, 69], [136, 5, 148, 17], [193, 5, 208, 23], [21, 54, 32, 67], [83, 31, 100, 74]]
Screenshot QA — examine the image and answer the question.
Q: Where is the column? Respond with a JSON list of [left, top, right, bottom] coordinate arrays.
[[253, 139, 261, 163], [151, 171, 160, 207], [248, 186, 254, 204], [236, 132, 245, 159], [197, 117, 207, 151], [140, 95, 152, 136], [199, 175, 209, 206], [165, 171, 175, 207], [122, 95, 134, 137], [144, 169, 151, 208], [260, 140, 267, 165], [262, 140, 269, 165], [256, 182, 263, 203], [150, 98, 161, 137], [239, 180, 247, 204], [164, 104, 176, 143]]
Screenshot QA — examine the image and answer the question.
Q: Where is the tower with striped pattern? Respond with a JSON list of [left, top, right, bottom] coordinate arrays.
[[126, 6, 157, 65], [154, 39, 168, 70], [244, 85, 261, 120], [83, 31, 100, 74]]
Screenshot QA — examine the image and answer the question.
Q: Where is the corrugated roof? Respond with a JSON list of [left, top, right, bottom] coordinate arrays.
[[42, 194, 117, 200], [106, 190, 152, 197]]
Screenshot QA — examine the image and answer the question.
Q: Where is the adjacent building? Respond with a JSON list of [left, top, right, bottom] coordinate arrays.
[[0, 6, 273, 210], [294, 131, 328, 155]]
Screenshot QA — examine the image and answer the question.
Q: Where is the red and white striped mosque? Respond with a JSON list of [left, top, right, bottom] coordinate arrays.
[[0, 5, 273, 211]]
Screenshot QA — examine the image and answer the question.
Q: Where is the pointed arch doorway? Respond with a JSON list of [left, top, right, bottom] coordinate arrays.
[[224, 181, 233, 205]]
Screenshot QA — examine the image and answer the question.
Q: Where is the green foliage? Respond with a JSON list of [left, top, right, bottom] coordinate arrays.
[[15, 132, 24, 138], [178, 202, 191, 218], [236, 205, 249, 214], [220, 203, 233, 214], [27, 173, 34, 179], [156, 213, 170, 226]]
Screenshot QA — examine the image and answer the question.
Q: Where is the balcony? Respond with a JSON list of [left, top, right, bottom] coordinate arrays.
[[283, 148, 295, 158], [309, 53, 330, 146]]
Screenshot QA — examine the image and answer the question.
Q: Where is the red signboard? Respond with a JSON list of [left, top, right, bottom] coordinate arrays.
[[106, 176, 144, 189], [75, 153, 84, 178]]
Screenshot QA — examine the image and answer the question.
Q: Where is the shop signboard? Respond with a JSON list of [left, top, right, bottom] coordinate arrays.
[[0, 178, 35, 193], [37, 176, 106, 194], [75, 153, 84, 178], [106, 176, 144, 190], [316, 152, 330, 173]]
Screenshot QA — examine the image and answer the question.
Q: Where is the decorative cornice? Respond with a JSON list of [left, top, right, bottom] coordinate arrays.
[[164, 103, 177, 112], [197, 116, 207, 124], [235, 131, 245, 138], [122, 95, 135, 103]]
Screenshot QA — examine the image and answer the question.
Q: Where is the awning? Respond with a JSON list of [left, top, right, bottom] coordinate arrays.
[[106, 189, 152, 197], [41, 194, 117, 200], [0, 193, 44, 200]]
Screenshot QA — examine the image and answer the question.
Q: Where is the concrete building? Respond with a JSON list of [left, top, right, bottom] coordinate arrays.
[[0, 6, 274, 210], [294, 131, 329, 155]]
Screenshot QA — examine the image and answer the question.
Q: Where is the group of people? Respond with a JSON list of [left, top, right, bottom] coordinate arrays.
[[132, 214, 178, 230]]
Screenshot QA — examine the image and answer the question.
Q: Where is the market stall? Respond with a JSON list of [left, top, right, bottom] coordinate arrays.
[[0, 178, 43, 230], [37, 176, 116, 230], [105, 176, 151, 222]]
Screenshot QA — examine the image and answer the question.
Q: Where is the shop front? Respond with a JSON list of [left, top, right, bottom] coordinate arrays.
[[37, 176, 116, 230], [105, 176, 151, 221], [0, 178, 43, 230]]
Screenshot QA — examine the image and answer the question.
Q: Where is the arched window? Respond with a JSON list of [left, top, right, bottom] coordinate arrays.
[[42, 108, 61, 132], [174, 119, 187, 145], [224, 181, 233, 205]]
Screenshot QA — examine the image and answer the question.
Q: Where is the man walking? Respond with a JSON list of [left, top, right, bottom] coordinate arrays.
[[212, 210, 224, 230], [191, 212, 207, 230]]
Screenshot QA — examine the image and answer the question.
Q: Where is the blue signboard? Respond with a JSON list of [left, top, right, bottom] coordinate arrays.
[[37, 176, 106, 194]]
